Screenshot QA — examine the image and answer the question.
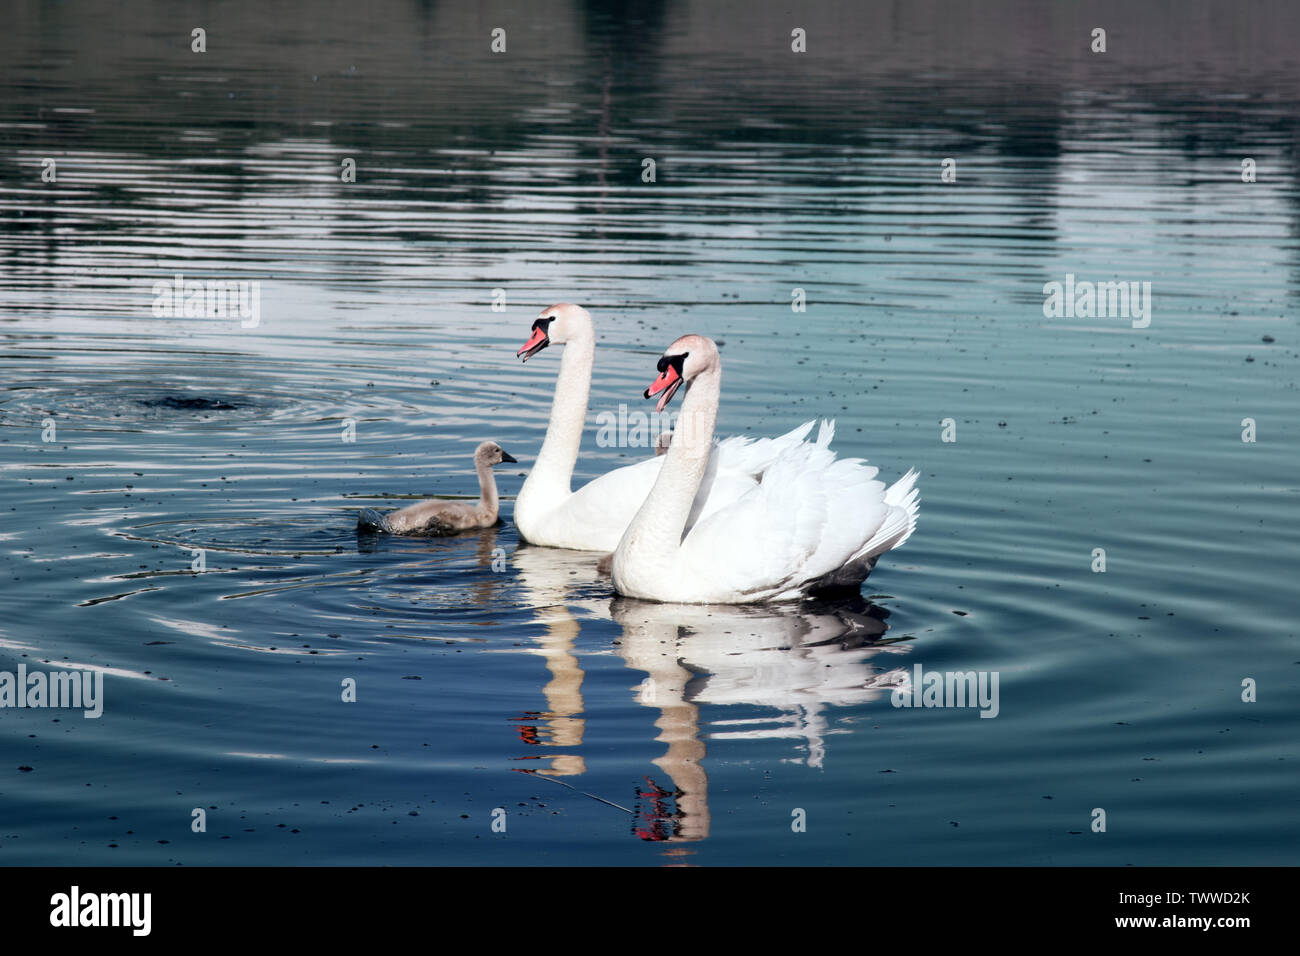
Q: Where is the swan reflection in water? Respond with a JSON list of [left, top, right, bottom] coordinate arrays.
[[507, 544, 613, 778], [509, 544, 911, 843], [610, 595, 910, 842]]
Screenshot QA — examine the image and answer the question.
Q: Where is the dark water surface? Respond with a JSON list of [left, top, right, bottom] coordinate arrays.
[[1, 0, 1297, 865]]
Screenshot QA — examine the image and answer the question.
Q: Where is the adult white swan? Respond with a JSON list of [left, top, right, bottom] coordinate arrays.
[[611, 334, 919, 604], [513, 304, 817, 552]]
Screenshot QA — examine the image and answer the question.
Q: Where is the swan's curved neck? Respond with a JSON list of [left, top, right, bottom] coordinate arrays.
[[621, 365, 719, 556], [521, 331, 594, 501]]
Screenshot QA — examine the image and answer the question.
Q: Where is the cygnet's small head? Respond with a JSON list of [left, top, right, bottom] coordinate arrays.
[[475, 441, 518, 467], [643, 334, 718, 413], [516, 303, 592, 362]]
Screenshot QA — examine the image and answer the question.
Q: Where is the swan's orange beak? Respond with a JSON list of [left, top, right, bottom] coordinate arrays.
[[517, 326, 549, 362], [644, 364, 682, 413]]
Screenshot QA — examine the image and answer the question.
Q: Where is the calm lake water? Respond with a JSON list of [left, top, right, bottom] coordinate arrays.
[[1, 0, 1297, 865]]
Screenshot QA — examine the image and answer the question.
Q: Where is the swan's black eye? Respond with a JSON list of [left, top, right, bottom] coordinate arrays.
[[656, 352, 687, 373], [531, 317, 555, 333]]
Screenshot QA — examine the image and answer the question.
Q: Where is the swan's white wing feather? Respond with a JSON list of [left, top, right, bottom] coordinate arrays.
[[866, 467, 921, 557], [545, 455, 665, 550], [713, 419, 817, 476], [676, 433, 889, 600]]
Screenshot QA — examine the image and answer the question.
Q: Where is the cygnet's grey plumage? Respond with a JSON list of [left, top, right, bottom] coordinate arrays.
[[358, 441, 517, 535]]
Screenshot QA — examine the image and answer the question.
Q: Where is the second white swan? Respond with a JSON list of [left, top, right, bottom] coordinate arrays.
[[610, 334, 919, 604]]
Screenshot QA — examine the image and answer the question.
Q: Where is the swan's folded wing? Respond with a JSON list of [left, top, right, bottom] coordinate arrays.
[[678, 441, 887, 599], [560, 455, 667, 548], [565, 443, 774, 546], [861, 467, 920, 558], [689, 420, 826, 531], [685, 466, 757, 530], [713, 419, 819, 477]]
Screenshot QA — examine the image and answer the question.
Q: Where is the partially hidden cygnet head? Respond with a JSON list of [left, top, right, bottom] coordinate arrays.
[[516, 303, 592, 362], [643, 334, 718, 413], [474, 441, 518, 467]]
